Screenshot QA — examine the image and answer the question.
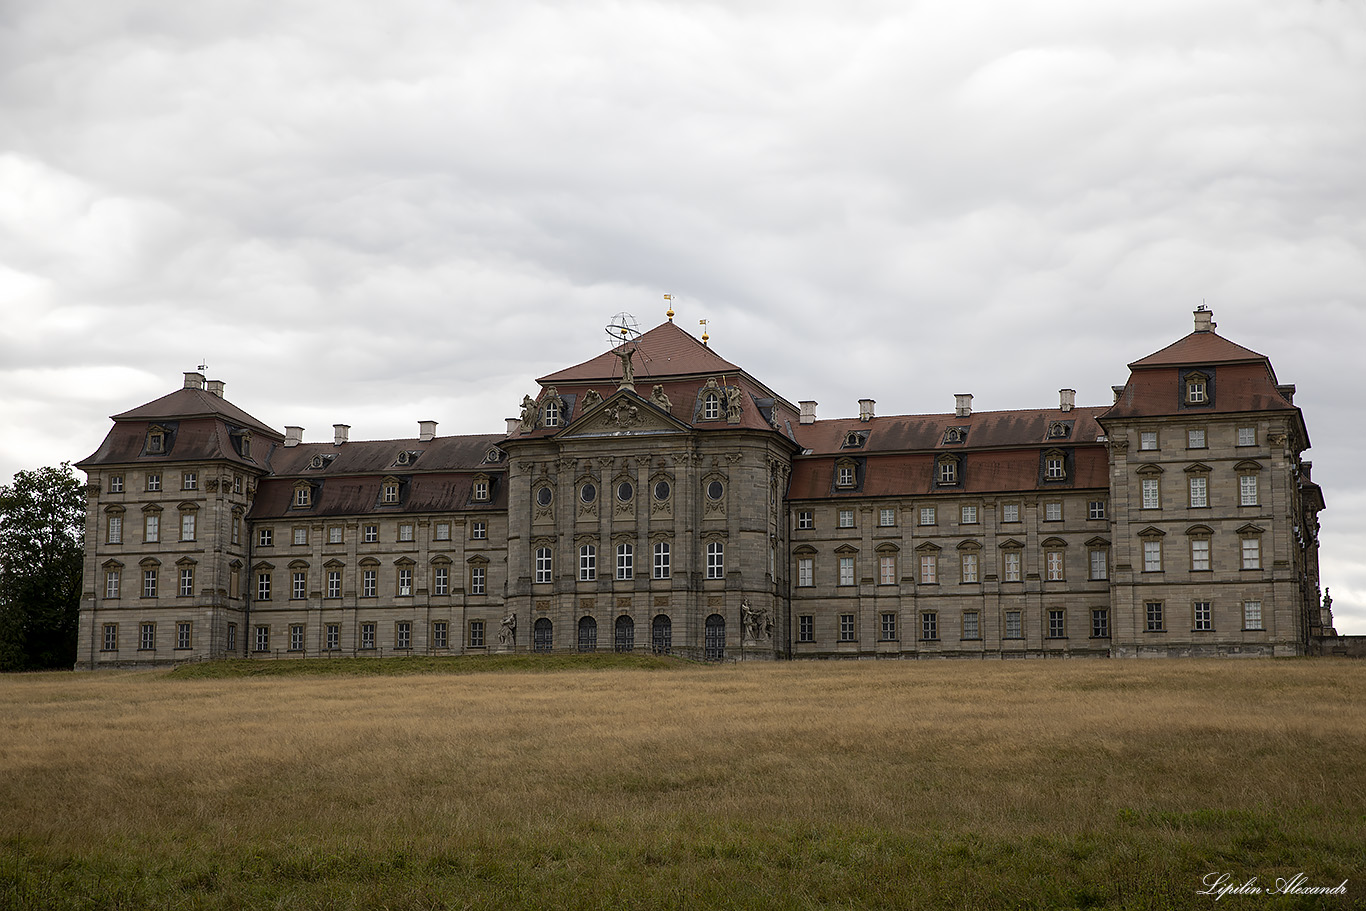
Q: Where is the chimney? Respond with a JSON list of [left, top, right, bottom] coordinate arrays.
[[1059, 389, 1075, 412], [333, 424, 350, 446], [1276, 384, 1296, 404], [799, 401, 817, 425], [506, 418, 520, 436], [183, 372, 205, 390], [419, 420, 437, 442], [954, 394, 973, 418], [206, 379, 225, 398], [858, 399, 875, 422], [1193, 306, 1215, 333], [283, 426, 304, 447]]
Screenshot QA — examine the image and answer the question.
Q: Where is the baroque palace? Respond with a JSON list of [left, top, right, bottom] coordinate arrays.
[[75, 307, 1335, 667]]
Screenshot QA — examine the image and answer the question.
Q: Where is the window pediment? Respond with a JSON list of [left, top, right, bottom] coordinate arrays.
[[956, 540, 982, 551], [1084, 536, 1111, 548], [915, 542, 942, 553], [1234, 460, 1263, 473], [104, 504, 126, 515], [175, 556, 198, 566], [833, 543, 859, 554], [101, 558, 125, 569], [1183, 462, 1212, 475], [251, 561, 273, 571], [875, 542, 900, 554], [1136, 464, 1165, 476], [358, 557, 381, 567], [1184, 525, 1213, 537], [467, 554, 490, 566], [998, 538, 1024, 550], [1136, 526, 1166, 538], [942, 426, 968, 445], [323, 559, 346, 569], [1040, 537, 1068, 548], [429, 555, 452, 566], [1236, 523, 1265, 536], [141, 504, 163, 514], [792, 544, 818, 555], [288, 560, 310, 570], [139, 557, 161, 568]]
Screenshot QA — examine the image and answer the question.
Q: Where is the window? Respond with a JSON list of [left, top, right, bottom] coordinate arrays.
[[919, 507, 936, 526], [1143, 539, 1162, 572], [361, 623, 376, 650], [1045, 549, 1064, 581], [109, 475, 124, 493], [1044, 456, 1064, 480], [329, 526, 344, 544], [290, 625, 304, 652], [838, 556, 855, 586], [293, 486, 310, 507], [1142, 478, 1160, 510], [617, 482, 633, 503], [290, 571, 306, 600], [362, 569, 377, 598], [364, 525, 378, 543], [535, 548, 552, 583], [706, 542, 724, 579], [382, 483, 399, 504], [180, 472, 196, 491], [536, 487, 553, 508], [1088, 501, 1106, 520], [614, 616, 634, 653], [1241, 537, 1260, 570], [257, 573, 271, 601], [919, 553, 937, 584], [326, 624, 340, 650], [880, 613, 897, 641], [1044, 502, 1062, 522], [1047, 610, 1065, 639], [144, 513, 160, 544], [937, 459, 957, 485], [142, 568, 158, 598], [105, 569, 121, 599], [259, 527, 273, 547], [1194, 601, 1212, 631], [1243, 600, 1263, 630], [434, 566, 449, 596], [226, 623, 236, 652], [147, 429, 165, 454], [432, 621, 448, 649], [654, 480, 670, 502], [1003, 550, 1021, 582], [617, 543, 634, 580], [140, 623, 156, 650], [395, 567, 412, 596], [544, 399, 560, 427], [327, 570, 341, 599], [434, 523, 450, 541], [172, 622, 190, 650], [961, 505, 977, 525], [963, 611, 980, 640], [798, 511, 813, 530], [108, 515, 122, 544], [1091, 609, 1109, 639], [1140, 432, 1157, 451], [1005, 611, 1022, 639], [879, 555, 896, 585], [1186, 376, 1207, 404], [1089, 549, 1108, 581], [799, 615, 814, 642], [704, 393, 720, 420], [232, 513, 241, 546], [1002, 504, 1019, 523], [1238, 427, 1256, 447], [580, 483, 597, 504], [1188, 429, 1206, 449], [146, 473, 162, 492], [1189, 476, 1207, 508], [837, 465, 855, 488], [653, 542, 670, 579], [960, 552, 978, 583], [471, 565, 486, 595], [798, 557, 813, 587], [179, 567, 194, 597], [396, 622, 411, 650], [839, 614, 855, 642], [1240, 474, 1258, 506], [474, 480, 489, 501], [920, 612, 938, 641], [580, 544, 597, 581], [395, 524, 412, 543], [1191, 538, 1210, 572], [293, 527, 307, 546], [879, 508, 895, 527], [254, 625, 270, 652], [651, 616, 671, 655], [102, 624, 117, 651], [233, 475, 243, 494], [578, 616, 598, 652], [838, 509, 854, 528], [1145, 602, 1164, 632]]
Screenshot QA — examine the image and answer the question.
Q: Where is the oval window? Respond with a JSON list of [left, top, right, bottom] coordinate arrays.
[[536, 487, 553, 507], [580, 483, 597, 503], [707, 480, 724, 501], [618, 482, 634, 502], [654, 480, 670, 501]]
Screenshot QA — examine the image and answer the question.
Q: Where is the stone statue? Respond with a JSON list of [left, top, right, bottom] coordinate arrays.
[[725, 386, 743, 424], [498, 612, 517, 647], [616, 346, 636, 391], [582, 389, 602, 410], [741, 599, 771, 642], [1323, 588, 1332, 610], [518, 395, 538, 432], [650, 385, 673, 412]]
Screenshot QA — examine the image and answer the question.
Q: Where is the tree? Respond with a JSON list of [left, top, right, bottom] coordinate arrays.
[[0, 463, 85, 671]]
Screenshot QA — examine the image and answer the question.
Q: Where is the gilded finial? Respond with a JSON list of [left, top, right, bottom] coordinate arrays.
[[664, 294, 674, 322], [699, 318, 709, 345]]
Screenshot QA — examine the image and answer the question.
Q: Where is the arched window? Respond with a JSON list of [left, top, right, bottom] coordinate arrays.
[[614, 615, 635, 652], [704, 614, 725, 661], [652, 615, 672, 655], [544, 399, 560, 427], [534, 618, 553, 652], [577, 616, 598, 652], [703, 392, 720, 420]]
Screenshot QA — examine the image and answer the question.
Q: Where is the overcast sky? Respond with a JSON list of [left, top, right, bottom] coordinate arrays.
[[2, 0, 1363, 633]]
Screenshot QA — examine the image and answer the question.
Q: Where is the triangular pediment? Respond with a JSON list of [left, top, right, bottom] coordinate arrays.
[[555, 390, 691, 439]]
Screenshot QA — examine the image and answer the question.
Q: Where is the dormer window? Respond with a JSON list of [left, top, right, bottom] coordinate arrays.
[[1043, 449, 1067, 481], [842, 431, 866, 449], [147, 427, 166, 454], [836, 461, 856, 488], [293, 484, 312, 508], [943, 427, 967, 445], [544, 399, 561, 427], [1183, 370, 1211, 406], [381, 480, 399, 504], [473, 476, 490, 502], [703, 392, 720, 420], [1047, 422, 1070, 439], [239, 432, 252, 459], [937, 456, 958, 486], [396, 451, 411, 466]]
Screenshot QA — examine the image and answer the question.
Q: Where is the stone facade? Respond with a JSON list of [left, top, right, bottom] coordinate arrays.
[[74, 308, 1330, 667]]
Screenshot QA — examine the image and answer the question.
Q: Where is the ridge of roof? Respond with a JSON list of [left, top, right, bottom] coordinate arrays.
[[537, 320, 741, 384], [1128, 330, 1269, 370], [113, 387, 281, 437]]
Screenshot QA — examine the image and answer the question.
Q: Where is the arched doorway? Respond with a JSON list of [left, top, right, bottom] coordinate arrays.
[[704, 613, 725, 661], [651, 615, 671, 655], [614, 615, 634, 652], [533, 617, 553, 653], [577, 616, 597, 652]]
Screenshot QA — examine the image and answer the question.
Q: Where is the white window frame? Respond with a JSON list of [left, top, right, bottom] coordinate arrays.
[[1241, 537, 1261, 570], [961, 505, 977, 525], [536, 547, 553, 583], [1142, 478, 1160, 510], [919, 553, 937, 584], [1140, 432, 1157, 451], [706, 542, 724, 579], [580, 544, 597, 581], [961, 552, 978, 583], [879, 508, 895, 527], [838, 556, 855, 586], [838, 509, 854, 528], [1143, 539, 1162, 572], [617, 543, 634, 580], [1003, 551, 1021, 583], [1191, 538, 1210, 572], [1243, 600, 1263, 630], [1240, 474, 1258, 506], [798, 557, 813, 587], [1044, 502, 1062, 522], [653, 542, 670, 579], [879, 555, 895, 585], [1189, 476, 1207, 508], [1002, 504, 1019, 523]]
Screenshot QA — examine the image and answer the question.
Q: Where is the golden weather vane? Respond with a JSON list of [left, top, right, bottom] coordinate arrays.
[[698, 318, 709, 345], [664, 294, 674, 322]]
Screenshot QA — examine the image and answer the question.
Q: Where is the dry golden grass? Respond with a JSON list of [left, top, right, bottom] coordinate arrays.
[[2, 658, 1363, 909]]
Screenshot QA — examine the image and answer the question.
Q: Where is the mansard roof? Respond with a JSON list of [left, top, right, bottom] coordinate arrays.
[[77, 416, 271, 469], [267, 434, 505, 476], [538, 320, 740, 384], [793, 406, 1108, 454], [1128, 330, 1272, 372], [112, 387, 280, 437], [248, 470, 506, 520], [788, 446, 1110, 499]]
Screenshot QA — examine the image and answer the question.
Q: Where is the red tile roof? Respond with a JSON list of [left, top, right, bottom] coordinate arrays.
[[793, 406, 1109, 454], [1101, 363, 1298, 421], [249, 471, 506, 520], [112, 387, 280, 436], [1128, 330, 1271, 371], [77, 417, 271, 470], [788, 446, 1109, 499], [267, 434, 506, 476], [538, 320, 740, 384]]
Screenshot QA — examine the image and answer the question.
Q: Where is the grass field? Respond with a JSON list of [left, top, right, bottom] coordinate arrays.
[[1, 656, 1363, 910]]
